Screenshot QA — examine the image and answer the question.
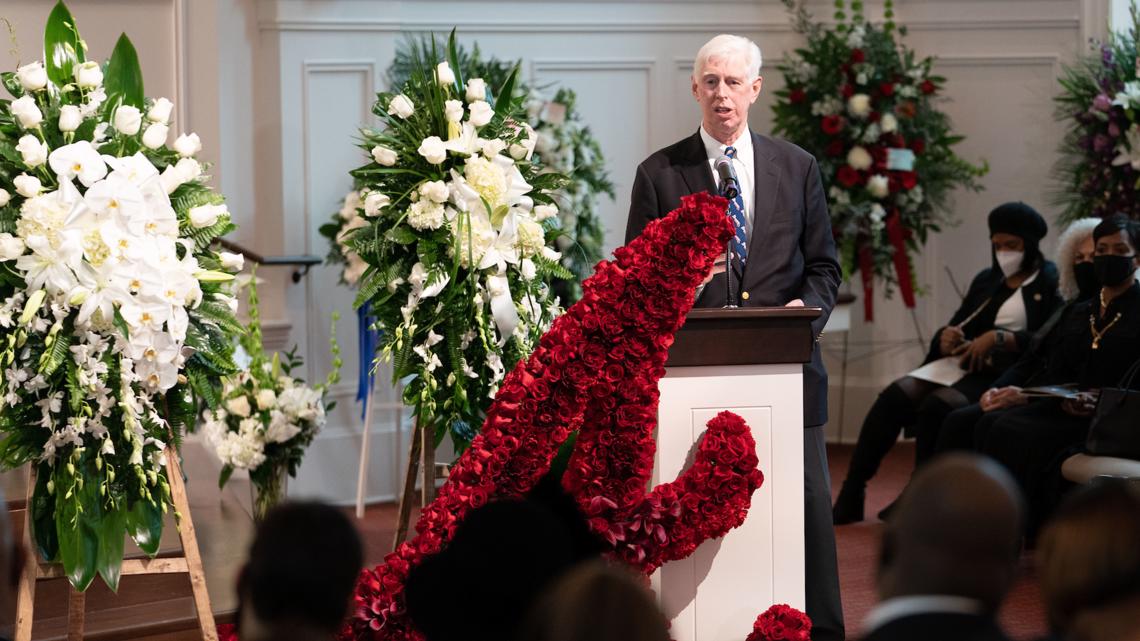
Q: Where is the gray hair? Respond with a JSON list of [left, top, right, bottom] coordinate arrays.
[[1054, 217, 1099, 301], [693, 34, 762, 80]]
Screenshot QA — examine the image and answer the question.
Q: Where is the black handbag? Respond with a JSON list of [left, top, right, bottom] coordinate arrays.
[[1086, 359, 1140, 459]]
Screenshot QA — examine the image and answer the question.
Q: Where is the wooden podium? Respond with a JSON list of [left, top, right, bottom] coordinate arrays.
[[653, 307, 821, 641]]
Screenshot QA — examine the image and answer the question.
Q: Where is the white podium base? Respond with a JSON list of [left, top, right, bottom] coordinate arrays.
[[652, 363, 806, 641]]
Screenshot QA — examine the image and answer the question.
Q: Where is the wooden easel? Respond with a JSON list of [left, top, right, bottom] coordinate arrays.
[[15, 450, 218, 641], [392, 419, 450, 548]]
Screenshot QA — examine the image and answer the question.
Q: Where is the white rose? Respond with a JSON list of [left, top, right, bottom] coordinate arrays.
[[16, 61, 48, 91], [113, 105, 143, 135], [444, 99, 464, 123], [160, 157, 203, 194], [867, 174, 890, 199], [0, 189, 9, 207], [364, 191, 390, 217], [847, 94, 871, 118], [420, 180, 450, 204], [16, 135, 48, 167], [226, 395, 252, 418], [388, 94, 415, 119], [13, 174, 41, 198], [371, 145, 398, 166], [256, 388, 278, 410], [465, 78, 486, 102], [189, 203, 227, 228], [142, 123, 169, 149], [880, 113, 898, 134], [147, 97, 174, 124], [10, 96, 43, 129], [533, 204, 558, 221], [846, 146, 873, 171], [174, 132, 202, 157], [72, 61, 103, 89], [58, 105, 82, 132], [436, 61, 456, 86], [509, 143, 530, 160], [481, 138, 507, 158], [219, 251, 244, 271], [417, 136, 447, 164], [520, 258, 537, 281], [468, 100, 494, 128], [0, 234, 24, 261]]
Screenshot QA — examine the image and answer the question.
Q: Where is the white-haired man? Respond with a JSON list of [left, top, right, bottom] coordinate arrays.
[[625, 34, 844, 641]]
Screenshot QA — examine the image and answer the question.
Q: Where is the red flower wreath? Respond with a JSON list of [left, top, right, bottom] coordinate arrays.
[[340, 192, 772, 641], [747, 604, 813, 641]]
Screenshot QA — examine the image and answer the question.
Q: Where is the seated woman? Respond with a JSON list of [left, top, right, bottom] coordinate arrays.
[[930, 217, 1100, 456], [980, 214, 1140, 535], [832, 202, 1060, 525]]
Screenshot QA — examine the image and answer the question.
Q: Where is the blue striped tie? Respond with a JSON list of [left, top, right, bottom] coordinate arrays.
[[724, 146, 748, 268]]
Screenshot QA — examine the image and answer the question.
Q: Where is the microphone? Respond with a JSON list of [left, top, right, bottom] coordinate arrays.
[[714, 155, 739, 200]]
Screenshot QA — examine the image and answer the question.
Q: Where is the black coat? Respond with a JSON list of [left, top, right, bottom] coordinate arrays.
[[624, 130, 841, 427], [925, 263, 1062, 369], [860, 612, 1013, 641]]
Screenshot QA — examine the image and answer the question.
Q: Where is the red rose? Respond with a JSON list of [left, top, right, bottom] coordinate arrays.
[[840, 83, 855, 98], [896, 101, 917, 119], [879, 82, 895, 97], [910, 138, 925, 154], [850, 49, 865, 63], [825, 139, 844, 157], [788, 88, 806, 104], [900, 171, 918, 190], [921, 79, 937, 94], [820, 115, 844, 135], [836, 165, 860, 188]]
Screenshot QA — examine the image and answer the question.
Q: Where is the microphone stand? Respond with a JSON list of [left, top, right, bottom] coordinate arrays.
[[720, 188, 738, 309]]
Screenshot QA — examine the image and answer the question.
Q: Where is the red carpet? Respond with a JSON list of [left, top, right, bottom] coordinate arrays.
[[828, 441, 1047, 640]]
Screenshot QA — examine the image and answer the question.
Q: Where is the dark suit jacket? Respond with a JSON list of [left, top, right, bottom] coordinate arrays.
[[625, 130, 841, 427], [860, 612, 1013, 641]]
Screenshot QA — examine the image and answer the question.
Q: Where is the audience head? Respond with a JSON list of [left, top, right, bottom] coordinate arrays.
[[1092, 213, 1140, 289], [1056, 217, 1100, 301], [988, 202, 1048, 277], [691, 34, 763, 143], [237, 501, 364, 641], [876, 453, 1024, 612], [406, 479, 602, 641], [515, 561, 670, 641], [1038, 479, 1140, 641]]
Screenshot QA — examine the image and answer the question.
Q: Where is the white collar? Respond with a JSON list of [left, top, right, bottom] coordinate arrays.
[[861, 595, 985, 635], [699, 125, 753, 162]]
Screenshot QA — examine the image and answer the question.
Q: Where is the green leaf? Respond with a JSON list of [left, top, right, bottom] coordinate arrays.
[[447, 29, 465, 96], [384, 225, 417, 245], [56, 469, 99, 592], [113, 307, 130, 341], [30, 465, 58, 562], [218, 464, 234, 489], [43, 1, 86, 88], [494, 64, 519, 116], [125, 497, 163, 557], [38, 330, 72, 377], [96, 507, 126, 592], [104, 34, 145, 110]]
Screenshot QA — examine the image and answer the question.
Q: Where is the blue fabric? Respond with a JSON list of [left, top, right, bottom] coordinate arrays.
[[724, 146, 748, 266], [356, 302, 380, 419]]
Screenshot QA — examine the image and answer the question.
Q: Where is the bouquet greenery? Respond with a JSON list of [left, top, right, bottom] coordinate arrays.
[[0, 2, 243, 590], [773, 0, 986, 319]]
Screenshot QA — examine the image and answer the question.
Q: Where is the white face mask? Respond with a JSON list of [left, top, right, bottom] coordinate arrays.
[[996, 250, 1024, 278]]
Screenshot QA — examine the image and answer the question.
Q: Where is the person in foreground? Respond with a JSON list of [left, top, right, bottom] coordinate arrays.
[[833, 202, 1059, 525], [1038, 480, 1140, 641], [624, 33, 843, 641], [236, 501, 364, 641], [859, 453, 1023, 641]]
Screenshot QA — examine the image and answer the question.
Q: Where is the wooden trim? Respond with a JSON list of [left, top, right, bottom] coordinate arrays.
[[667, 307, 822, 368]]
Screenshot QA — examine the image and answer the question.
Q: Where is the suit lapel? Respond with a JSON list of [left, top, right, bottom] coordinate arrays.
[[744, 132, 781, 288], [677, 130, 717, 198]]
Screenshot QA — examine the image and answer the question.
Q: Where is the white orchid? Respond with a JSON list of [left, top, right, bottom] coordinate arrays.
[[49, 141, 108, 187]]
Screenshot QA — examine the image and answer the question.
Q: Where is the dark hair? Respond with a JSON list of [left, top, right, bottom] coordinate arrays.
[[1092, 213, 1140, 252], [1038, 480, 1140, 634], [238, 501, 364, 632], [515, 561, 670, 641]]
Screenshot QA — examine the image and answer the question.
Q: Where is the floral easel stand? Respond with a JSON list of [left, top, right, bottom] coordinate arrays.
[[14, 451, 217, 641]]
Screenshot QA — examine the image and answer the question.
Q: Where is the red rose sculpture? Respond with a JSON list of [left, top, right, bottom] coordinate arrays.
[[747, 604, 813, 641], [340, 192, 768, 641]]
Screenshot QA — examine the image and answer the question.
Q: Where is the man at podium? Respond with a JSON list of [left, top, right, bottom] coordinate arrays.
[[624, 34, 843, 641]]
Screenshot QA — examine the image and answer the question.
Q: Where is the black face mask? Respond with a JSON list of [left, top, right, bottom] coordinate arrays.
[[1094, 254, 1137, 287], [1074, 261, 1100, 300]]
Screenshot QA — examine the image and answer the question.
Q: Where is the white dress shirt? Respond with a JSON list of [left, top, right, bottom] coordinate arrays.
[[699, 125, 755, 234], [861, 595, 986, 636]]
